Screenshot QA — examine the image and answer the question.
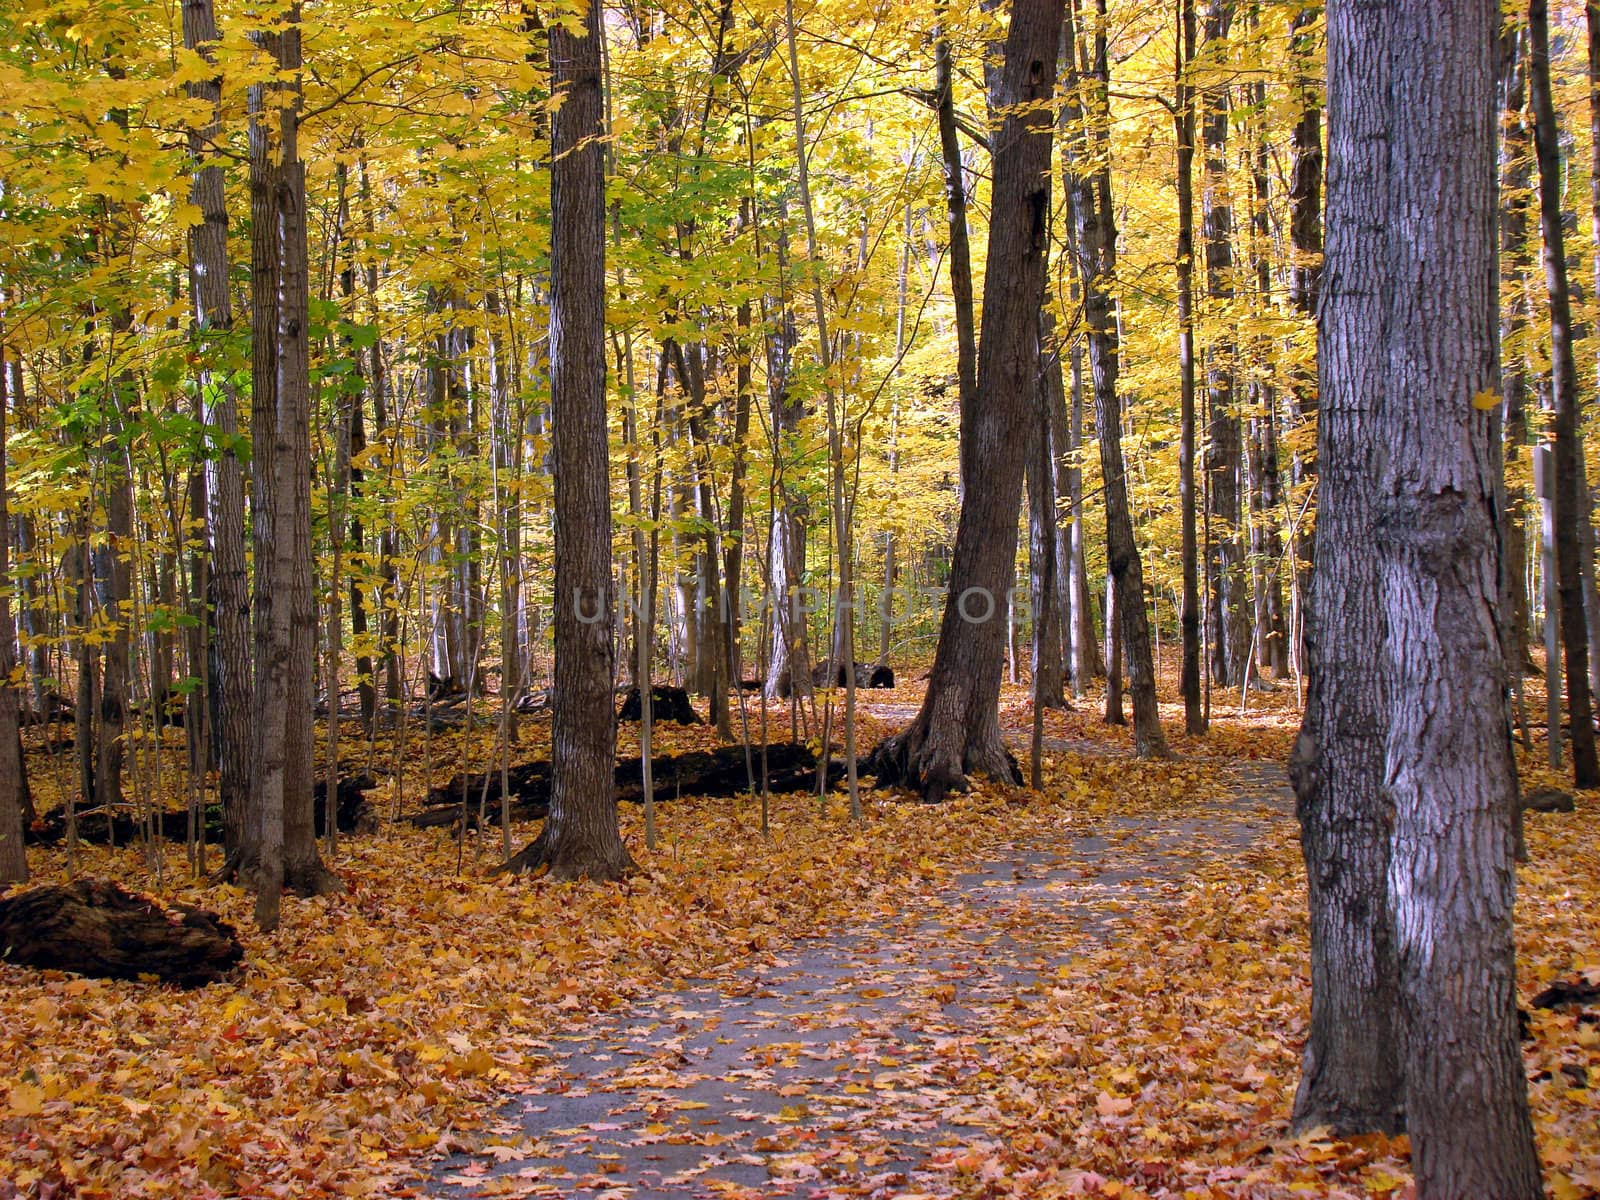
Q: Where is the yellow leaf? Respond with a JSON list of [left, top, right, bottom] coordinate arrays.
[[1471, 389, 1499, 411], [8, 1083, 45, 1117]]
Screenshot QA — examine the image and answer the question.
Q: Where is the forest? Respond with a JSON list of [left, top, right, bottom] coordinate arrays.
[[2, 0, 1599, 1195]]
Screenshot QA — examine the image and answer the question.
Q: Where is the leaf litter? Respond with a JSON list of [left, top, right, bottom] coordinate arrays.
[[1, 680, 1596, 1199]]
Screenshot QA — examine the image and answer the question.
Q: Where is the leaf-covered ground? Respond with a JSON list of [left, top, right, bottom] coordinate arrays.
[[2, 673, 1597, 1199]]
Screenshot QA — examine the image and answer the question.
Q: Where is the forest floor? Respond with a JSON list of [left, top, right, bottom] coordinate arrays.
[[2, 666, 1598, 1200]]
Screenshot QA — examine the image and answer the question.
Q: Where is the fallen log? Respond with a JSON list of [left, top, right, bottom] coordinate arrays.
[[21, 692, 74, 725], [812, 661, 895, 689], [0, 879, 243, 986], [1532, 975, 1600, 1011], [25, 775, 377, 846], [1521, 788, 1577, 814], [618, 685, 702, 725], [411, 742, 842, 829]]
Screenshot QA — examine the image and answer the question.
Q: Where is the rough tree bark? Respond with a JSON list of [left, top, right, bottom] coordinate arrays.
[[764, 212, 813, 706], [502, 0, 635, 879], [1378, 0, 1543, 1190], [865, 0, 1065, 799], [1289, 0, 1404, 1135]]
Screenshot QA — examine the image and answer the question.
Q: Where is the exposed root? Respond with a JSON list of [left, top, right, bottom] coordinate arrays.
[[864, 718, 1021, 804], [494, 822, 636, 882]]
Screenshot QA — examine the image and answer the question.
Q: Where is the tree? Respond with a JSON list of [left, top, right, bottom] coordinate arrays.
[[502, 0, 634, 879], [1530, 0, 1600, 788], [1285, 3, 1322, 657], [1377, 0, 1542, 1189], [866, 0, 1065, 799], [1296, 8, 1545, 1194], [245, 3, 339, 927], [181, 0, 252, 861], [1064, 0, 1169, 759], [1174, 0, 1203, 733], [1289, 0, 1403, 1136], [0, 340, 27, 886], [1028, 312, 1067, 711]]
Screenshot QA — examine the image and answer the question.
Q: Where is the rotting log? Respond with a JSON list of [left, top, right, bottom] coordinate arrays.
[[618, 685, 702, 725], [410, 742, 845, 829], [25, 774, 377, 846], [0, 879, 243, 986]]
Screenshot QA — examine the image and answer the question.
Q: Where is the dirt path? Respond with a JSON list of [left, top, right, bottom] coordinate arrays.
[[429, 754, 1293, 1199]]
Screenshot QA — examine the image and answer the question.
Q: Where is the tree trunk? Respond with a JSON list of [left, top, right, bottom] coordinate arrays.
[[1380, 1, 1543, 1190], [935, 18, 979, 442], [182, 0, 252, 858], [503, 0, 634, 879], [865, 0, 1064, 800], [1287, 4, 1323, 665], [1029, 313, 1067, 709], [1175, 0, 1204, 731], [246, 7, 337, 924], [1065, 0, 1168, 758], [1066, 340, 1098, 686], [1290, 0, 1404, 1135], [1248, 73, 1288, 680], [1201, 0, 1247, 690], [0, 342, 28, 885], [1530, 0, 1600, 787], [764, 213, 812, 705], [1500, 28, 1536, 680]]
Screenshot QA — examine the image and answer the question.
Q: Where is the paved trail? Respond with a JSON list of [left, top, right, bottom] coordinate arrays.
[[430, 749, 1293, 1200]]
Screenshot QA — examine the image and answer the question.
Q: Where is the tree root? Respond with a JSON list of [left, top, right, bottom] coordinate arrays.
[[864, 719, 1021, 804], [494, 822, 636, 881]]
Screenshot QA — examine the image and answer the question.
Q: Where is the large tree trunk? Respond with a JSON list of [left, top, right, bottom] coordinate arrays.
[[1530, 0, 1600, 787], [0, 342, 28, 885], [181, 0, 252, 858], [1290, 0, 1404, 1135], [1379, 1, 1543, 1190], [1065, 0, 1168, 758], [865, 0, 1064, 800], [503, 0, 634, 879]]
